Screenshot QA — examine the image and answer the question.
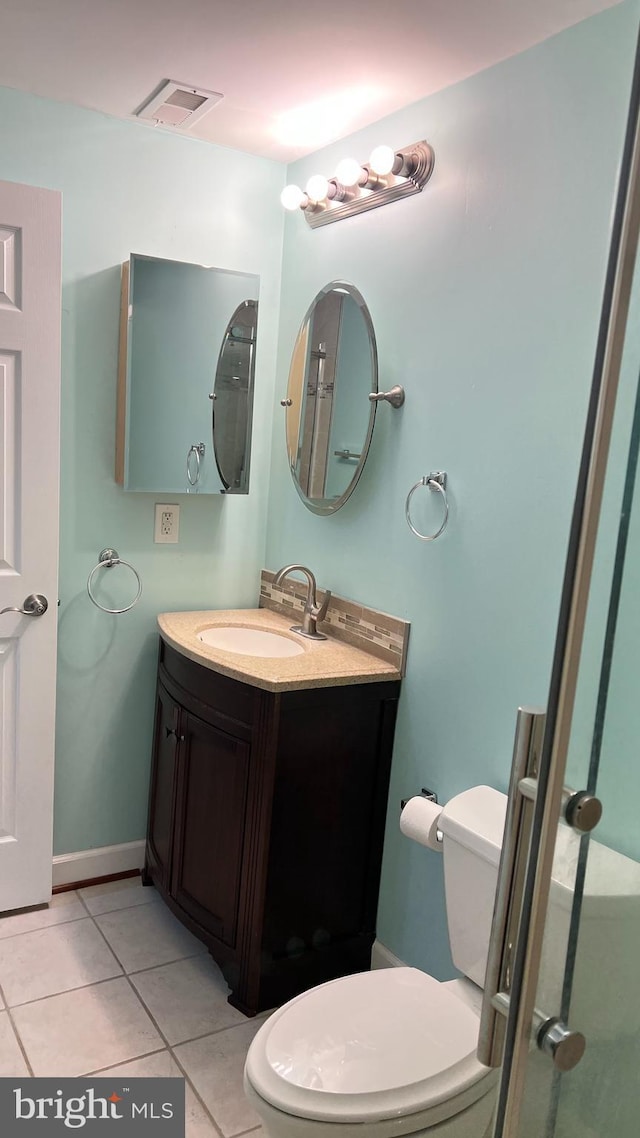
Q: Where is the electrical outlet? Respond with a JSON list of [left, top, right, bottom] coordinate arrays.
[[154, 503, 180, 544]]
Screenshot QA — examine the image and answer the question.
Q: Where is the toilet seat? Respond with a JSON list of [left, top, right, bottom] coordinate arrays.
[[245, 968, 495, 1127]]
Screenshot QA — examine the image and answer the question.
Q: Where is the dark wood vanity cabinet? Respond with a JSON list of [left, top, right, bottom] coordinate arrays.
[[144, 638, 400, 1016]]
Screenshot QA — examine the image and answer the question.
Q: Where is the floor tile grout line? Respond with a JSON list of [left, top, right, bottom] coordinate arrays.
[[0, 888, 160, 943], [77, 893, 92, 917], [124, 947, 208, 977], [2, 945, 216, 1012], [168, 1017, 273, 1137], [76, 889, 160, 920], [125, 947, 265, 1135], [0, 979, 35, 1077], [0, 912, 88, 943], [83, 1045, 169, 1077], [129, 981, 226, 1138], [83, 899, 162, 918], [120, 950, 210, 982], [81, 900, 162, 917], [7, 968, 126, 1012], [168, 1046, 225, 1138], [165, 1010, 272, 1051], [85, 893, 209, 975], [4, 1009, 35, 1078], [88, 912, 225, 1138]]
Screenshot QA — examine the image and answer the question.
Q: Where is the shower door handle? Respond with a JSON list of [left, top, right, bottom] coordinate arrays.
[[477, 706, 546, 1068], [1, 593, 49, 617]]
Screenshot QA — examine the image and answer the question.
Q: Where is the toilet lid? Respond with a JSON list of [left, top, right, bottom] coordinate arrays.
[[245, 969, 492, 1124]]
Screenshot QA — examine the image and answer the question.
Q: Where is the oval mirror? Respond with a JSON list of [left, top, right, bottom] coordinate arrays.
[[284, 282, 377, 514], [212, 299, 258, 493]]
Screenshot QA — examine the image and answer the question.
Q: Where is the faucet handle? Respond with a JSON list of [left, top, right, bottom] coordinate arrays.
[[313, 590, 331, 623]]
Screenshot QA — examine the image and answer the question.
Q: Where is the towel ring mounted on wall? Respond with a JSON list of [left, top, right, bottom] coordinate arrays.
[[405, 471, 449, 541], [187, 442, 205, 486], [87, 548, 142, 614]]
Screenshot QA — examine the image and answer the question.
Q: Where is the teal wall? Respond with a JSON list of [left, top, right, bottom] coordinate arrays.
[[0, 87, 285, 854], [267, 4, 638, 977]]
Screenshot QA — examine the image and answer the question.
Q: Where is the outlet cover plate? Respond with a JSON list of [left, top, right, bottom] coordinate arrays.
[[154, 503, 180, 544]]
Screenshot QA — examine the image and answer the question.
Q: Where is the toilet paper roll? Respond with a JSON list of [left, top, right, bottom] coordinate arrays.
[[400, 796, 443, 851]]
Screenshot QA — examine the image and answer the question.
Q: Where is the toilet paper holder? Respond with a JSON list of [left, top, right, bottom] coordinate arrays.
[[400, 787, 438, 812]]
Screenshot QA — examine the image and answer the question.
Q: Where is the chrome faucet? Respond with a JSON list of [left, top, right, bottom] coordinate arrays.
[[272, 564, 331, 641]]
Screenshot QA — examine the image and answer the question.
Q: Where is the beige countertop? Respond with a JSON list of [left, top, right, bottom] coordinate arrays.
[[158, 608, 401, 692]]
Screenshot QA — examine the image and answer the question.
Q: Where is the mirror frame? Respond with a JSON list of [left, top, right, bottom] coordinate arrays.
[[284, 281, 378, 515]]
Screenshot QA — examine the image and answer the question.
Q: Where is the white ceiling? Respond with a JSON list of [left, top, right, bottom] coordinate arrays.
[[0, 0, 617, 162]]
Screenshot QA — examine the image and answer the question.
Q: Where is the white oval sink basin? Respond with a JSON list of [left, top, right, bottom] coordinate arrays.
[[197, 626, 305, 658]]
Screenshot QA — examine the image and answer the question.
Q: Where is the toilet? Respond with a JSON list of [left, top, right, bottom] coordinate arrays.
[[243, 785, 503, 1137], [243, 784, 640, 1136]]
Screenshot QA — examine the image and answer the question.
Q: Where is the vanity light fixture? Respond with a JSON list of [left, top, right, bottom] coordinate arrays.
[[280, 139, 434, 228]]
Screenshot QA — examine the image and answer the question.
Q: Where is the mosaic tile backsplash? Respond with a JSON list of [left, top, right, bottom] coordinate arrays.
[[260, 569, 410, 674]]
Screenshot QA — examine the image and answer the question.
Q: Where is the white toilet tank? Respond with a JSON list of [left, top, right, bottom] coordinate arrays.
[[438, 786, 506, 989], [437, 784, 640, 1039]]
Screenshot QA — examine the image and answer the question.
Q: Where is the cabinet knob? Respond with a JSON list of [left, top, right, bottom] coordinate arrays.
[[165, 726, 185, 742]]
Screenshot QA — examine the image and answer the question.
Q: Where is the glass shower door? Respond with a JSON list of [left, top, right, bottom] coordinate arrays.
[[483, 16, 640, 1137], [502, 328, 640, 1138]]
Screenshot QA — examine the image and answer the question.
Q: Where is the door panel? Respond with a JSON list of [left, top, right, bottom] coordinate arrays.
[[172, 712, 249, 948], [0, 639, 18, 840], [0, 350, 19, 573], [146, 683, 181, 889], [0, 180, 61, 912]]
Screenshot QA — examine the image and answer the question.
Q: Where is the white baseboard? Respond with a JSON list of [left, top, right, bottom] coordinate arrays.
[[371, 939, 407, 970], [52, 840, 146, 888]]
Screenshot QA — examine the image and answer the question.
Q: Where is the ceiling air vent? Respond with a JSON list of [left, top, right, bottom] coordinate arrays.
[[136, 81, 223, 128]]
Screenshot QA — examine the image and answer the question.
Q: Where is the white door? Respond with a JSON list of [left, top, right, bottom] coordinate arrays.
[[0, 179, 61, 912]]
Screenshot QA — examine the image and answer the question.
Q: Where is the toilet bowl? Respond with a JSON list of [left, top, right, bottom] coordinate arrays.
[[244, 783, 640, 1135], [244, 968, 498, 1137], [244, 787, 505, 1136]]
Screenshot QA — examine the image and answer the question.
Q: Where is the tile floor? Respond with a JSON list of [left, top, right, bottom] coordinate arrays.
[[0, 877, 265, 1137]]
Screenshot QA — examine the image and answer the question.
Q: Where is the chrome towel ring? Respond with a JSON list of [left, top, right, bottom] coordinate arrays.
[[187, 442, 205, 486], [405, 471, 449, 541], [87, 548, 142, 614]]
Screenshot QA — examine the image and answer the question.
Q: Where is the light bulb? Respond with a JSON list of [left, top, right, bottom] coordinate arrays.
[[305, 174, 330, 202], [280, 184, 308, 211], [369, 145, 398, 176], [335, 158, 367, 187]]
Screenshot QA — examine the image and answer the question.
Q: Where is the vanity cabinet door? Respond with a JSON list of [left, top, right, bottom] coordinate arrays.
[[171, 711, 250, 949], [146, 683, 181, 891]]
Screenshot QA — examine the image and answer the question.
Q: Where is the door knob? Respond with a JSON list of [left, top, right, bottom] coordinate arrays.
[[1, 593, 49, 617], [537, 1017, 586, 1072]]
